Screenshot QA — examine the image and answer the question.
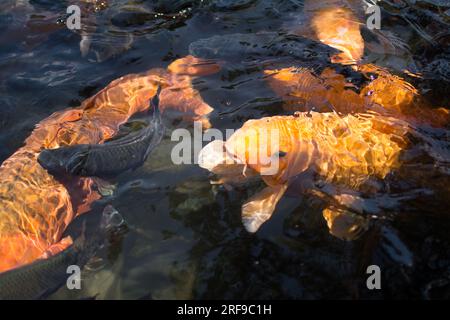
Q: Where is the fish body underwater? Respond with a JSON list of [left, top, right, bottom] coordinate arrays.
[[264, 1, 450, 127], [189, 1, 449, 127], [189, 32, 337, 65], [0, 72, 160, 273], [0, 205, 123, 300], [0, 56, 218, 273], [305, 0, 365, 65], [236, 0, 449, 236], [38, 88, 164, 178], [226, 112, 408, 186], [264, 65, 450, 128], [0, 235, 88, 300]]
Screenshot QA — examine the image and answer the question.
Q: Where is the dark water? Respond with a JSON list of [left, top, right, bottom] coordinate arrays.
[[0, 0, 449, 299]]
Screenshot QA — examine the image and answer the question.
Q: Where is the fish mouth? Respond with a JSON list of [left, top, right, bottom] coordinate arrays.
[[101, 205, 126, 230], [198, 140, 244, 172], [225, 148, 244, 165], [37, 149, 66, 174]]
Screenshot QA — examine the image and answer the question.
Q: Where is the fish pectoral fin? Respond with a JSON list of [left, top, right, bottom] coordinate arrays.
[[40, 236, 73, 259], [242, 184, 288, 233], [322, 206, 369, 241]]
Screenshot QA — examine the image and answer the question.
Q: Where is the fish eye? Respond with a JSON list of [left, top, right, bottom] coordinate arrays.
[[367, 73, 378, 81], [275, 151, 287, 158]]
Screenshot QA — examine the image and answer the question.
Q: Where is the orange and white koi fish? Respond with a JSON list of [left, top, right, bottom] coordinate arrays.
[[199, 111, 410, 238]]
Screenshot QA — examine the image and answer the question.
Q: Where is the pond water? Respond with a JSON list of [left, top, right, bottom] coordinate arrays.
[[0, 0, 449, 299]]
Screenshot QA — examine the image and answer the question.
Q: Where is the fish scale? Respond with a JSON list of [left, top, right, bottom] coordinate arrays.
[[227, 112, 409, 190]]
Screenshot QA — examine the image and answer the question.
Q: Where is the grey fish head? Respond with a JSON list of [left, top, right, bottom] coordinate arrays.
[[101, 205, 126, 231], [38, 145, 90, 176]]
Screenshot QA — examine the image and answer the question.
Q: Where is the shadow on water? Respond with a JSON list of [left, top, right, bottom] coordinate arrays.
[[0, 0, 449, 299]]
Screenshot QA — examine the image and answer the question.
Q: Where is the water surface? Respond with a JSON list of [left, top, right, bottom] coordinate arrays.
[[0, 0, 449, 299]]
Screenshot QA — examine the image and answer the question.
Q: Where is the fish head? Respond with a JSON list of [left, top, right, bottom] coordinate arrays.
[[101, 205, 126, 231], [38, 145, 90, 177], [224, 116, 296, 181]]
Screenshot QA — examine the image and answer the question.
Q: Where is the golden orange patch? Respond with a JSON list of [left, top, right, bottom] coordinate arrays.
[[225, 112, 408, 187], [310, 7, 364, 65]]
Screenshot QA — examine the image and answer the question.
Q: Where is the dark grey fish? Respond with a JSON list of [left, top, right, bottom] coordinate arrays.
[[38, 88, 164, 178], [0, 205, 125, 300], [189, 32, 338, 63]]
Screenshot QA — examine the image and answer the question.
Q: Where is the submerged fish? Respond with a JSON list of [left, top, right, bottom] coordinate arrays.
[[38, 88, 164, 178], [188, 32, 338, 71], [0, 205, 124, 300], [199, 112, 410, 238], [358, 64, 450, 127], [0, 56, 218, 273], [264, 65, 450, 127], [309, 5, 364, 65], [0, 1, 111, 54], [264, 1, 450, 128], [296, 0, 411, 62], [264, 66, 370, 114], [283, 0, 365, 65]]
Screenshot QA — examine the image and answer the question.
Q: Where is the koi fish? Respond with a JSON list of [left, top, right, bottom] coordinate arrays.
[[0, 205, 124, 300], [0, 56, 218, 273], [264, 65, 450, 127], [199, 112, 410, 237], [265, 2, 449, 127], [286, 0, 365, 65]]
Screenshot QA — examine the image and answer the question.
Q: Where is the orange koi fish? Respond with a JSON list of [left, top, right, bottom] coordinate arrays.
[[264, 66, 450, 127], [291, 0, 365, 65], [199, 112, 410, 238], [268, 1, 449, 127]]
